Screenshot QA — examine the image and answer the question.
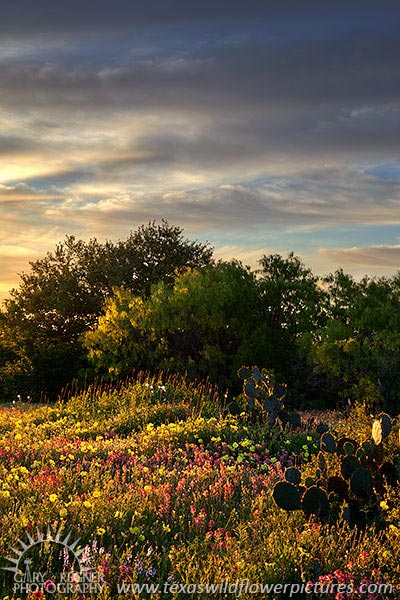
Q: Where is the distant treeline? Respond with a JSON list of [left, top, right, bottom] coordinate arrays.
[[1, 220, 400, 413]]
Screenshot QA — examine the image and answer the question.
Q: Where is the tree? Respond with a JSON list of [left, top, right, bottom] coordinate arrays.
[[257, 253, 326, 401], [113, 220, 214, 296], [0, 221, 213, 400], [83, 288, 149, 377], [84, 261, 266, 390], [258, 252, 325, 335], [301, 270, 400, 412]]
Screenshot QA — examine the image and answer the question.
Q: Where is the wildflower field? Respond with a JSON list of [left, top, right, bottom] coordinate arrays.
[[0, 374, 399, 599]]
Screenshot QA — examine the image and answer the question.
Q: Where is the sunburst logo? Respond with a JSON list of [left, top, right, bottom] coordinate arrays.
[[1, 526, 103, 595]]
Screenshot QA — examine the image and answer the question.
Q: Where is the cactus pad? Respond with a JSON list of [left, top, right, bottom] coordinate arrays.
[[379, 461, 398, 486], [318, 451, 327, 476], [316, 423, 329, 435], [341, 455, 360, 480], [286, 412, 301, 429], [369, 441, 384, 465], [350, 468, 373, 499], [244, 381, 256, 398], [226, 401, 241, 415], [252, 366, 262, 381], [285, 467, 301, 485], [372, 421, 382, 446], [321, 432, 336, 453], [237, 367, 252, 380], [272, 481, 302, 511], [378, 413, 392, 439], [301, 486, 329, 516], [274, 384, 286, 399], [337, 437, 358, 455]]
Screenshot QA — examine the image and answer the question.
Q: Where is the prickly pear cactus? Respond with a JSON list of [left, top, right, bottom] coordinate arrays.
[[271, 402, 396, 526], [285, 467, 302, 485], [341, 455, 360, 480], [377, 413, 392, 439], [239, 365, 301, 429], [318, 451, 327, 477], [327, 476, 348, 500], [301, 486, 329, 516], [320, 432, 336, 453], [273, 481, 302, 511], [286, 412, 301, 429], [336, 437, 358, 456], [350, 468, 374, 499], [372, 421, 383, 446]]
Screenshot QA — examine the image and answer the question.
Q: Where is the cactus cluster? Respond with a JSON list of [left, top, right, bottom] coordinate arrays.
[[238, 366, 300, 429], [272, 412, 398, 525], [272, 466, 331, 517]]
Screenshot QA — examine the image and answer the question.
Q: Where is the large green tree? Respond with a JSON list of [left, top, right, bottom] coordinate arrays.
[[0, 221, 213, 400], [84, 261, 267, 390]]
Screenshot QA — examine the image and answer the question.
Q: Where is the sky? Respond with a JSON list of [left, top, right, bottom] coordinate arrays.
[[1, 0, 400, 302]]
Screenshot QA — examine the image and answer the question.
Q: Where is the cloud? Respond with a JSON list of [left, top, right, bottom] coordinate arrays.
[[1, 1, 400, 299], [0, 33, 399, 196], [0, 183, 58, 202], [0, 135, 44, 156], [0, 0, 276, 36], [213, 245, 267, 269], [0, 1, 397, 39], [318, 244, 400, 269], [1, 26, 400, 117], [31, 166, 399, 238]]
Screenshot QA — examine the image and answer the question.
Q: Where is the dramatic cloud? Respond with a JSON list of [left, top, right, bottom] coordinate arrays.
[[1, 32, 400, 116], [1, 1, 400, 301]]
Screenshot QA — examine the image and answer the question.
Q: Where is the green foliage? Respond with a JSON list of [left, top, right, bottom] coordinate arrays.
[[0, 221, 212, 400], [255, 254, 326, 403], [85, 262, 263, 390], [257, 252, 325, 338], [3, 234, 400, 416], [83, 287, 150, 376], [300, 269, 400, 412], [63, 372, 220, 421]]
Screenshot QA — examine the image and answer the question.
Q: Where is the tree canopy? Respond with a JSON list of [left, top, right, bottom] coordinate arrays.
[[84, 261, 264, 390], [300, 270, 400, 411], [0, 221, 213, 400], [1, 223, 400, 413]]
